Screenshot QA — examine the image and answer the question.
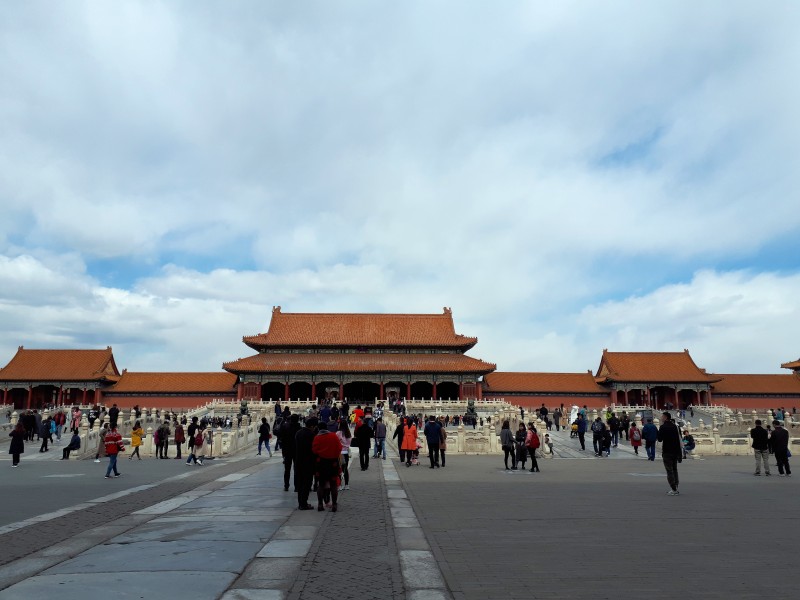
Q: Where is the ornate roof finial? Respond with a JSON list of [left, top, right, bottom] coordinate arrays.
[[443, 307, 452, 314], [273, 306, 281, 314]]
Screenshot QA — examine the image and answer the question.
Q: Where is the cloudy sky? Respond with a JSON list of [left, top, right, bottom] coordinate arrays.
[[1, 1, 799, 376]]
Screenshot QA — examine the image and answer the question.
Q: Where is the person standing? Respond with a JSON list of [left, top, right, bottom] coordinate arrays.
[[129, 421, 144, 460], [629, 422, 642, 455], [8, 421, 25, 467], [657, 412, 682, 495], [103, 425, 123, 479], [575, 414, 587, 451], [439, 420, 448, 467], [173, 420, 184, 460], [336, 420, 352, 491], [186, 416, 199, 465], [280, 414, 302, 491], [515, 423, 527, 471], [423, 415, 442, 469], [500, 420, 516, 470], [108, 404, 120, 429], [525, 423, 541, 472], [770, 419, 791, 477], [39, 417, 53, 453], [157, 421, 171, 459], [392, 419, 406, 463], [553, 407, 562, 432], [642, 418, 659, 461], [312, 425, 342, 512], [607, 413, 620, 447], [591, 417, 606, 457], [295, 417, 318, 510], [750, 420, 770, 476]]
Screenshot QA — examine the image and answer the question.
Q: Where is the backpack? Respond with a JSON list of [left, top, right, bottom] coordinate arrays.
[[526, 431, 540, 449], [194, 432, 204, 447], [632, 428, 642, 441]]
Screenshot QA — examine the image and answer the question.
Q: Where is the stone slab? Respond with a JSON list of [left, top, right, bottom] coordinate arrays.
[[273, 525, 318, 540], [220, 589, 285, 600], [108, 520, 280, 544], [234, 557, 304, 585], [256, 539, 313, 558], [400, 550, 446, 590]]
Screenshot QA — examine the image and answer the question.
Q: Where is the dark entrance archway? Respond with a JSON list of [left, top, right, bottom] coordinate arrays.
[[290, 382, 312, 402], [316, 381, 339, 403], [344, 381, 379, 405], [262, 382, 285, 403], [650, 386, 679, 411], [410, 381, 433, 400], [436, 382, 459, 400]]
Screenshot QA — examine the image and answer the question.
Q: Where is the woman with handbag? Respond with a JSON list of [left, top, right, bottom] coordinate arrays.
[[500, 420, 516, 470]]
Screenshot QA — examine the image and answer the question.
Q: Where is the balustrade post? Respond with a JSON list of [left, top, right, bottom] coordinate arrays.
[[145, 427, 154, 457]]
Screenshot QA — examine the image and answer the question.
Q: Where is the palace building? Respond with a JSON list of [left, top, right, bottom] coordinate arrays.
[[2, 308, 799, 411]]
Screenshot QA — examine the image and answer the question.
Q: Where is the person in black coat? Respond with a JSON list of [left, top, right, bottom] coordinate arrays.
[[657, 412, 683, 495], [294, 417, 318, 510], [280, 414, 302, 492], [9, 422, 25, 467], [392, 421, 405, 463], [354, 418, 374, 471]]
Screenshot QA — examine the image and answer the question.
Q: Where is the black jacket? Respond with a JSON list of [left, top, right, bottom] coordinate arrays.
[[770, 427, 789, 452], [657, 420, 682, 456], [280, 422, 302, 457], [750, 426, 769, 451]]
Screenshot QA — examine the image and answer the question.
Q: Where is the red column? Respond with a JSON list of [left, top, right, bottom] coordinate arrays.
[[96, 388, 103, 406], [624, 389, 629, 405], [379, 382, 384, 401], [432, 382, 437, 401], [284, 383, 290, 402], [458, 383, 463, 400], [311, 382, 316, 402], [477, 381, 483, 400], [406, 382, 412, 400], [26, 386, 32, 409], [57, 385, 63, 406], [3, 388, 7, 405], [339, 383, 344, 401], [237, 383, 244, 400], [696, 390, 701, 406], [707, 388, 712, 406], [82, 388, 87, 405]]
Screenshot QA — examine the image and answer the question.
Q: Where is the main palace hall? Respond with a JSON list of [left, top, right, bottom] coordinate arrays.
[[2, 307, 800, 411]]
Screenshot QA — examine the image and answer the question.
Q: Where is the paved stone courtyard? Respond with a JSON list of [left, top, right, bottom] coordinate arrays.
[[0, 436, 796, 599]]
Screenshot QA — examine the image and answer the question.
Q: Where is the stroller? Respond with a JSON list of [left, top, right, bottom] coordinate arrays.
[[411, 440, 422, 466], [570, 422, 578, 438]]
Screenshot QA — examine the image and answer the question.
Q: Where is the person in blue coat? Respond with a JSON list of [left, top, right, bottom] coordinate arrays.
[[575, 414, 587, 451], [642, 418, 659, 461]]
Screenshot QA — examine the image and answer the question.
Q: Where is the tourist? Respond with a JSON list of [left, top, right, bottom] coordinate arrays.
[[186, 416, 199, 463], [257, 417, 272, 457], [770, 420, 791, 477], [682, 430, 695, 459], [393, 418, 406, 463], [94, 423, 109, 463], [103, 425, 123, 479], [200, 427, 212, 464], [439, 420, 448, 467], [642, 418, 659, 461], [39, 416, 53, 453], [657, 412, 682, 495], [591, 417, 606, 457], [173, 420, 184, 459], [54, 410, 66, 441], [575, 414, 586, 452], [621, 412, 631, 440], [61, 430, 81, 460], [108, 403, 120, 429], [423, 415, 442, 469], [336, 420, 352, 490], [129, 421, 144, 460], [70, 406, 82, 434], [8, 421, 25, 468], [400, 417, 418, 467], [500, 420, 516, 470], [601, 427, 612, 457], [750, 420, 770, 475], [190, 426, 206, 465], [526, 423, 541, 472], [312, 423, 342, 512], [295, 417, 318, 510], [353, 415, 374, 471], [607, 413, 620, 447], [544, 433, 554, 455], [157, 421, 171, 459], [373, 416, 387, 460], [629, 422, 642, 455], [280, 414, 302, 491], [514, 423, 527, 470], [553, 406, 562, 431]]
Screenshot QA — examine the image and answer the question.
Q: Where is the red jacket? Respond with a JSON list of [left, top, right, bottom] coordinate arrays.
[[312, 430, 343, 459], [104, 430, 122, 455]]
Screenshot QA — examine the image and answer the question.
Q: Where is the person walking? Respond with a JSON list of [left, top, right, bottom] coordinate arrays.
[[439, 420, 448, 467], [336, 420, 352, 491], [553, 407, 562, 432], [750, 420, 771, 476], [108, 404, 120, 429], [353, 417, 374, 471], [257, 417, 273, 457], [423, 415, 442, 469], [576, 414, 587, 451], [94, 423, 109, 463], [629, 422, 642, 455], [129, 421, 144, 460], [157, 421, 171, 459], [642, 418, 659, 461], [312, 424, 343, 512], [103, 425, 123, 479], [400, 417, 418, 467], [280, 414, 302, 491], [8, 421, 25, 467], [186, 416, 199, 464], [515, 423, 527, 471], [39, 417, 53, 453], [770, 419, 791, 477], [591, 417, 606, 457], [500, 420, 516, 470], [607, 413, 620, 447], [657, 412, 682, 495], [373, 417, 387, 460]]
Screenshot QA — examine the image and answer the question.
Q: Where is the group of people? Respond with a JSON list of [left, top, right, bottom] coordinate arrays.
[[500, 420, 546, 472]]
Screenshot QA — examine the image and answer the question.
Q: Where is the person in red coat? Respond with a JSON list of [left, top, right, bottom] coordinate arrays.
[[629, 423, 643, 455], [312, 428, 343, 512]]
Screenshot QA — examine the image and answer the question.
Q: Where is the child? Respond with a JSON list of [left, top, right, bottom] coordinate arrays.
[[544, 433, 554, 455]]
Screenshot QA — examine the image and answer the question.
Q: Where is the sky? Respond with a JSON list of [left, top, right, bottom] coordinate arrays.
[[1, 1, 799, 376]]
